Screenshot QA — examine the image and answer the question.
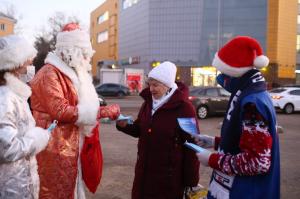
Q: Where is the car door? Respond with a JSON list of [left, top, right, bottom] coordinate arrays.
[[105, 84, 118, 96], [205, 88, 222, 113], [289, 89, 300, 110], [96, 84, 108, 96], [218, 88, 231, 112]]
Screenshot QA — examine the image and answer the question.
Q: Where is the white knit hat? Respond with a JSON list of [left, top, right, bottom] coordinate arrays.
[[56, 23, 93, 51], [148, 61, 177, 88], [0, 35, 37, 71]]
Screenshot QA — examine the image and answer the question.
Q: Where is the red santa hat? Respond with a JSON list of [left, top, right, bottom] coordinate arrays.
[[212, 36, 269, 77], [0, 35, 37, 71], [55, 22, 93, 50]]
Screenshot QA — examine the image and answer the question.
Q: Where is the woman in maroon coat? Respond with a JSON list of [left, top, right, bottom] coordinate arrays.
[[116, 61, 200, 199]]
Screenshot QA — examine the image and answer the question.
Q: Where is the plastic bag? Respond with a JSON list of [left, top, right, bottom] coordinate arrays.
[[184, 184, 208, 199]]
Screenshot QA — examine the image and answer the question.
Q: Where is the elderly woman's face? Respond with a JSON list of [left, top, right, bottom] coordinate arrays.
[[148, 78, 169, 99]]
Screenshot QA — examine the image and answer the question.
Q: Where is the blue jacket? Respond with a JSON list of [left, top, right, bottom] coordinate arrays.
[[208, 70, 280, 199]]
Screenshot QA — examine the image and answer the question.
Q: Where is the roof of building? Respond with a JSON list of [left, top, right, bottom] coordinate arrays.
[[0, 12, 17, 23]]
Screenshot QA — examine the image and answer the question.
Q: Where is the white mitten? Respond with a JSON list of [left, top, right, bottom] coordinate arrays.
[[196, 149, 212, 166], [193, 134, 215, 148], [25, 127, 50, 154]]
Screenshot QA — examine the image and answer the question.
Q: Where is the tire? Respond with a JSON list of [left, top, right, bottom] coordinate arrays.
[[197, 106, 209, 119], [117, 92, 125, 98], [283, 103, 294, 114]]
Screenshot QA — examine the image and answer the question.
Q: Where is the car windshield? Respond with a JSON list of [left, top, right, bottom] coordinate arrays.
[[269, 88, 286, 93]]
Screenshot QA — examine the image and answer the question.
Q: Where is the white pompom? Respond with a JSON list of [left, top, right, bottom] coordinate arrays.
[[254, 55, 269, 68]]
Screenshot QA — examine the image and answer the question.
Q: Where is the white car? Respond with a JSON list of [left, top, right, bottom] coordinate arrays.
[[269, 87, 300, 114]]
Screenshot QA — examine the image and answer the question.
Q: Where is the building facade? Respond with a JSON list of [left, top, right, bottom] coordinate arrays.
[[90, 0, 119, 78], [118, 0, 298, 86], [0, 12, 16, 37]]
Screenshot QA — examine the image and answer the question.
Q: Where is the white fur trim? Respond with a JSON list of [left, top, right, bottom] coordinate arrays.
[[25, 127, 50, 154], [74, 133, 87, 199], [254, 55, 269, 68], [0, 35, 37, 71], [56, 29, 92, 50], [44, 52, 80, 91], [29, 157, 40, 199], [4, 72, 32, 99], [212, 53, 252, 77], [75, 67, 99, 129]]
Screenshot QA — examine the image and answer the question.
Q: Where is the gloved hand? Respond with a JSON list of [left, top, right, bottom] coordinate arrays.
[[98, 104, 120, 120], [192, 134, 215, 148], [25, 127, 50, 154], [196, 148, 212, 166]]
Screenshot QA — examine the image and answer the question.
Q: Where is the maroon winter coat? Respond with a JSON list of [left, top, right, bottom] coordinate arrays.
[[117, 82, 200, 199]]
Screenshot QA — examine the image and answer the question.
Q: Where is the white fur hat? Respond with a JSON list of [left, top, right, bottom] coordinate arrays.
[[148, 61, 177, 88], [56, 23, 93, 50], [0, 35, 37, 71]]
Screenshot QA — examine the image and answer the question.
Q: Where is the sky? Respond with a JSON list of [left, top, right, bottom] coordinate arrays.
[[0, 0, 106, 43]]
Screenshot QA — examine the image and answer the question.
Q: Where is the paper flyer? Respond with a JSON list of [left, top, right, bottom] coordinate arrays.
[[184, 141, 206, 153], [177, 117, 199, 135], [117, 114, 134, 124]]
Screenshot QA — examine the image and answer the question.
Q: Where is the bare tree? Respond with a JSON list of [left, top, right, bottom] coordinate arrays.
[[33, 12, 80, 71]]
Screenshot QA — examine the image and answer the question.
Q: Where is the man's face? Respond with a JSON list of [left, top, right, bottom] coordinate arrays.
[[148, 78, 169, 99]]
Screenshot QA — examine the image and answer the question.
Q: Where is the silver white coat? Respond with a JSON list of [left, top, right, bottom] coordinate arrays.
[[0, 73, 49, 199]]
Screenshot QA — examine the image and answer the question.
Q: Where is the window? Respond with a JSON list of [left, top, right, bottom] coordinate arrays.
[[0, 24, 5, 31], [97, 11, 109, 24], [206, 88, 218, 97], [219, 88, 231, 97], [122, 0, 140, 10], [289, 89, 300, 96], [297, 35, 300, 52], [97, 30, 108, 43]]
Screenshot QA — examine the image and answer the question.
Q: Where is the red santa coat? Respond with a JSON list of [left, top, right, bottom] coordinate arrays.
[[117, 82, 200, 199], [30, 53, 99, 199]]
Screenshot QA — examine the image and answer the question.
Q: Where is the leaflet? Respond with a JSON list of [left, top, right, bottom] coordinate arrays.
[[184, 141, 206, 153], [177, 117, 199, 135], [47, 120, 58, 132], [117, 114, 134, 124]]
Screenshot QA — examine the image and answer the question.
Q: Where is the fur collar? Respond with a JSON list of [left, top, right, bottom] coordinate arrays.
[[4, 72, 32, 100], [45, 52, 80, 90]]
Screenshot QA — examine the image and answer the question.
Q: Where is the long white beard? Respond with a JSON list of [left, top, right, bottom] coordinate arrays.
[[55, 47, 92, 72]]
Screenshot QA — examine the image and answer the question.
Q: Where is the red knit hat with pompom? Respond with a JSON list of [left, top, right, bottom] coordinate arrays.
[[212, 36, 269, 77]]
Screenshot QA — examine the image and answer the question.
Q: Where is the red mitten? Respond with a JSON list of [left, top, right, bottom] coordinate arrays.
[[98, 104, 120, 120]]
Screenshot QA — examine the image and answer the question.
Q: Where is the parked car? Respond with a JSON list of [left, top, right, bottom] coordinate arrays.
[[95, 83, 131, 97], [98, 94, 107, 106], [188, 86, 231, 119], [269, 87, 300, 114]]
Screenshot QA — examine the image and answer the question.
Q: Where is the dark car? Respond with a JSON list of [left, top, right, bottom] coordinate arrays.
[[188, 86, 231, 119], [95, 83, 131, 97]]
